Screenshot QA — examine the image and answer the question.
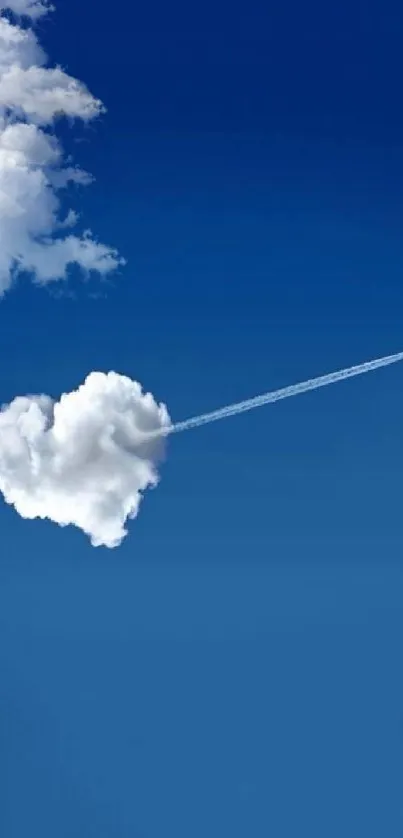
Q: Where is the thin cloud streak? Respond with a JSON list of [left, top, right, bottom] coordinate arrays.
[[168, 351, 403, 434]]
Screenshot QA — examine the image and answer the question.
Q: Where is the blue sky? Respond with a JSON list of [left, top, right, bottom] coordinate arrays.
[[1, 0, 403, 835]]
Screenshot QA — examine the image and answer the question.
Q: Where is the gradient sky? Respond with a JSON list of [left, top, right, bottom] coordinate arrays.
[[1, 0, 403, 835]]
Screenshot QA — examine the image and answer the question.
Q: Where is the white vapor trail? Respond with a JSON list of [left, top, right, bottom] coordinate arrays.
[[168, 350, 403, 434]]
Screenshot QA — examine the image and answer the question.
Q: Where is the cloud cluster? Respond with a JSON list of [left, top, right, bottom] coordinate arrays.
[[0, 2, 122, 295], [0, 373, 171, 547]]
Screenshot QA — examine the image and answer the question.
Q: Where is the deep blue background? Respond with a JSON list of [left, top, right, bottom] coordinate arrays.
[[1, 0, 402, 835]]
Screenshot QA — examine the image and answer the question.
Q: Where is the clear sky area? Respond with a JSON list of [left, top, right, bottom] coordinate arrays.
[[1, 0, 402, 835]]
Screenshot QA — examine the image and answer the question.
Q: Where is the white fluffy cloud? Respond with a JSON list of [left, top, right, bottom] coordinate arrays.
[[0, 4, 122, 295], [0, 373, 171, 547]]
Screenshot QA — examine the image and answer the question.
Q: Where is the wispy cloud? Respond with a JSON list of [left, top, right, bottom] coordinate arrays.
[[0, 0, 52, 19], [0, 2, 123, 295]]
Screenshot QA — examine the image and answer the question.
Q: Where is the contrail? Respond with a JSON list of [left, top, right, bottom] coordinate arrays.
[[166, 350, 403, 435]]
